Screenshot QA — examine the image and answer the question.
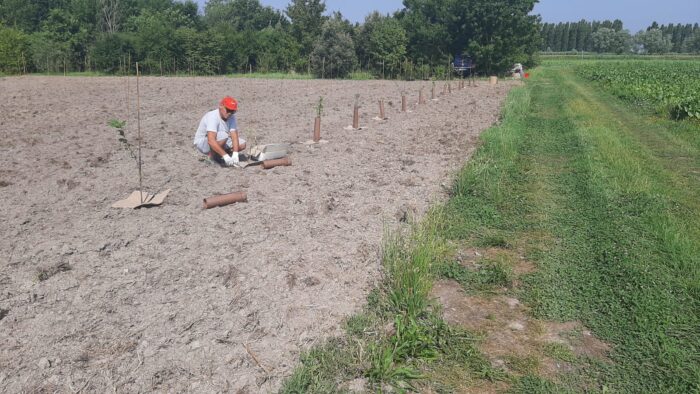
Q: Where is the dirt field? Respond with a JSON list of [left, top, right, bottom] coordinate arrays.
[[0, 75, 513, 392]]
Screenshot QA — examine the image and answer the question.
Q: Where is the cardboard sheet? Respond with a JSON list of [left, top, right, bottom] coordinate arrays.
[[112, 189, 170, 209]]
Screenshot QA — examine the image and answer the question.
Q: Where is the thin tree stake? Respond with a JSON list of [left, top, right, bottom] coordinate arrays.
[[136, 62, 143, 204]]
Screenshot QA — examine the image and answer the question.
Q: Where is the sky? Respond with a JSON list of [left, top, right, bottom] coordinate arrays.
[[194, 0, 700, 33]]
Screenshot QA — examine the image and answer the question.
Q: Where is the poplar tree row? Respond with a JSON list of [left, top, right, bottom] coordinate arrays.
[[541, 19, 700, 54]]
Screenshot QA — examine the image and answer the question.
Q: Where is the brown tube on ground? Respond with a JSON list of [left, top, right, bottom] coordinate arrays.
[[313, 116, 321, 142], [448, 83, 452, 93], [401, 95, 407, 112], [419, 90, 425, 104], [203, 191, 247, 209], [379, 99, 386, 119], [352, 105, 359, 129], [262, 157, 292, 169], [431, 85, 436, 100]]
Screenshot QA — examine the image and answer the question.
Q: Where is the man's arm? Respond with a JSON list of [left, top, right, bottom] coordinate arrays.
[[230, 129, 240, 152], [207, 131, 228, 157]]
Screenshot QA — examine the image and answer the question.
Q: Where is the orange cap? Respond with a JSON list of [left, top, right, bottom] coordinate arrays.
[[220, 96, 238, 111]]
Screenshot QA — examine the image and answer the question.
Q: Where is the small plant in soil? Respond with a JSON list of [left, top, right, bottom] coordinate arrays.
[[316, 96, 324, 118], [109, 118, 136, 160], [37, 261, 71, 282]]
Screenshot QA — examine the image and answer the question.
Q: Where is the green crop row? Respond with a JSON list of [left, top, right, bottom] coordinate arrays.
[[576, 60, 700, 120]]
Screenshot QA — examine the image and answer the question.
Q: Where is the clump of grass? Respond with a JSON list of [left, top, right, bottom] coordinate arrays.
[[543, 342, 577, 363], [349, 71, 375, 80], [280, 339, 359, 393], [37, 261, 71, 282], [436, 257, 513, 292], [510, 374, 562, 393], [506, 354, 541, 375], [477, 232, 511, 248]]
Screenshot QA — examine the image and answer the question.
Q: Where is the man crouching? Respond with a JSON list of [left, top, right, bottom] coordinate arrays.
[[194, 96, 246, 167]]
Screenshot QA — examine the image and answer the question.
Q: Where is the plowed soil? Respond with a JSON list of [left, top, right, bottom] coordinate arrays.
[[0, 75, 513, 392]]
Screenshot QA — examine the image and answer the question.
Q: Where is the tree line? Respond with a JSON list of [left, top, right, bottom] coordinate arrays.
[[0, 0, 541, 77], [541, 20, 700, 54]]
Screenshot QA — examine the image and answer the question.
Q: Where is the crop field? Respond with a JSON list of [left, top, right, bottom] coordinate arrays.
[[576, 60, 700, 120]]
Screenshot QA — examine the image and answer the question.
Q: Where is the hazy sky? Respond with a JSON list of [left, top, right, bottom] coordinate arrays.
[[194, 0, 700, 33]]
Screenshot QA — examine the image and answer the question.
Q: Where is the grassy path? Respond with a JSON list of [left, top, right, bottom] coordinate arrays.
[[281, 66, 699, 392], [443, 65, 699, 391]]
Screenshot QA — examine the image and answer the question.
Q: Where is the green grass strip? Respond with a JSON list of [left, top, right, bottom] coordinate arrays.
[[281, 63, 699, 392], [443, 65, 699, 392]]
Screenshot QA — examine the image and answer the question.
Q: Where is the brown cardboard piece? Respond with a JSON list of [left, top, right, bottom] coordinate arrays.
[[112, 189, 171, 209]]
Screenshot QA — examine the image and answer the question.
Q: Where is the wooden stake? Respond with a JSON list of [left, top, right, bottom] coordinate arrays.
[[136, 62, 143, 204], [352, 105, 359, 129], [313, 117, 321, 142]]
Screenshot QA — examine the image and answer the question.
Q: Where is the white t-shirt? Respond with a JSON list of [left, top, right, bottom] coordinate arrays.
[[193, 109, 237, 146]]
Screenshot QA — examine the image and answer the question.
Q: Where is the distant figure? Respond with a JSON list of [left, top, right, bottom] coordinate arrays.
[[194, 96, 246, 167], [511, 63, 525, 78]]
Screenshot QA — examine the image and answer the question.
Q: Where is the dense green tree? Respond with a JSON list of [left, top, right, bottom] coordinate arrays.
[[204, 0, 283, 32], [556, 22, 565, 51], [40, 7, 93, 69], [0, 23, 30, 72], [252, 25, 300, 72], [552, 23, 563, 51], [172, 0, 201, 29], [612, 19, 623, 32], [591, 27, 631, 53], [175, 28, 224, 74], [0, 0, 52, 32], [399, 0, 540, 74], [310, 15, 357, 78], [96, 0, 128, 33], [28, 31, 70, 72], [285, 0, 327, 58], [397, 0, 450, 63], [635, 28, 672, 54], [682, 29, 700, 53], [356, 12, 407, 76], [90, 32, 132, 72], [577, 20, 593, 51], [125, 8, 189, 72], [463, 0, 541, 73]]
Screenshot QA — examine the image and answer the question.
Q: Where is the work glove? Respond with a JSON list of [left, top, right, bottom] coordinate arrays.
[[222, 152, 239, 167]]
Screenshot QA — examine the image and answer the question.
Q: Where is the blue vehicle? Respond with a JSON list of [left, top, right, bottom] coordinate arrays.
[[452, 54, 475, 77]]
